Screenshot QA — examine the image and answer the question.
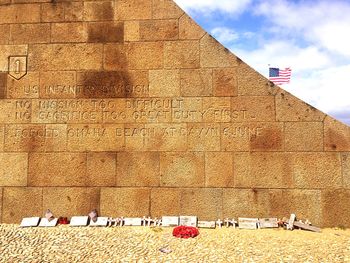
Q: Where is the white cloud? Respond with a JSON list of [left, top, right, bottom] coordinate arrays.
[[174, 0, 252, 15], [211, 27, 239, 44], [255, 0, 350, 58]]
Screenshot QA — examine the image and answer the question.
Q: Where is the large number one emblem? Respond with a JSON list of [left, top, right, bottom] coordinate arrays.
[[8, 56, 27, 80]]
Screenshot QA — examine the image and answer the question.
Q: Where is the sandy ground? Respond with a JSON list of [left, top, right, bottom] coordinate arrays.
[[0, 224, 349, 262]]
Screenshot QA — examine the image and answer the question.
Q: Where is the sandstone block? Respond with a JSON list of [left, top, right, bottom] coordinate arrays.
[[172, 98, 202, 123], [41, 2, 65, 22], [237, 61, 276, 96], [39, 71, 76, 99], [343, 153, 350, 188], [234, 152, 293, 188], [269, 189, 322, 226], [67, 124, 125, 151], [87, 152, 117, 187], [116, 0, 152, 20], [150, 188, 181, 217], [100, 187, 150, 217], [164, 40, 200, 69], [0, 125, 3, 151], [213, 68, 237, 97], [7, 72, 40, 99], [187, 123, 221, 151], [127, 42, 163, 69], [0, 4, 40, 24], [87, 22, 124, 43], [51, 22, 87, 43], [284, 122, 323, 151], [152, 0, 184, 19], [149, 70, 180, 97], [179, 14, 205, 40], [140, 20, 178, 41], [222, 122, 284, 151], [0, 153, 28, 186], [28, 153, 87, 186], [202, 97, 231, 122], [84, 1, 114, 21], [275, 90, 325, 121], [0, 100, 31, 124], [324, 116, 350, 151], [2, 187, 42, 223], [0, 188, 2, 223], [0, 73, 6, 99], [104, 44, 128, 70], [28, 44, 103, 71], [117, 152, 160, 187], [231, 96, 275, 122], [205, 152, 234, 187], [200, 34, 237, 68], [293, 153, 342, 189], [181, 188, 223, 221], [4, 124, 66, 152], [160, 152, 205, 187], [43, 188, 100, 219], [124, 21, 140, 42], [10, 23, 50, 44], [180, 69, 212, 97], [64, 2, 84, 21], [0, 25, 10, 44], [322, 190, 350, 227], [0, 45, 27, 71], [223, 189, 270, 218]]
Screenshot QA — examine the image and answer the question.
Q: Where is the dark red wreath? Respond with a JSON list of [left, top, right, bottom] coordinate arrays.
[[172, 226, 199, 239]]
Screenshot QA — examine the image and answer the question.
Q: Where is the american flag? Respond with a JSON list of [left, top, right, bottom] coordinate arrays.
[[269, 67, 292, 85]]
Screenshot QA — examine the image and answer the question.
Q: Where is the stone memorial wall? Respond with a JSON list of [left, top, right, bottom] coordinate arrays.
[[0, 0, 349, 227]]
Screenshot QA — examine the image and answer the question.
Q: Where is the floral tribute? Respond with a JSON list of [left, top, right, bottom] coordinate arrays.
[[58, 217, 69, 225], [172, 226, 199, 239]]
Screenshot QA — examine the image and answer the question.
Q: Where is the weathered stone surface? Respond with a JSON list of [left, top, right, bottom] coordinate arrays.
[[100, 188, 150, 217], [179, 14, 206, 40], [284, 122, 324, 151], [116, 0, 152, 20], [0, 188, 2, 223], [187, 123, 220, 151], [181, 188, 223, 220], [7, 72, 39, 99], [117, 152, 160, 186], [0, 45, 27, 71], [42, 188, 100, 219], [0, 4, 40, 24], [84, 1, 114, 21], [222, 122, 284, 151], [0, 153, 28, 186], [124, 21, 139, 42], [237, 62, 276, 96], [164, 40, 200, 69], [139, 20, 178, 41], [205, 152, 234, 187], [292, 153, 342, 189], [2, 187, 42, 223], [28, 44, 103, 71], [223, 189, 270, 218], [153, 0, 184, 19], [269, 189, 322, 226], [234, 152, 293, 188], [0, 25, 9, 44], [150, 188, 181, 217], [87, 22, 124, 43], [10, 23, 50, 44], [51, 23, 87, 43], [180, 69, 212, 96], [200, 34, 237, 68], [343, 153, 350, 188], [28, 153, 87, 186], [275, 90, 325, 121], [213, 68, 237, 97], [149, 69, 180, 97], [324, 116, 350, 151], [322, 189, 350, 227], [39, 71, 76, 98], [127, 42, 164, 69], [160, 152, 205, 187], [87, 152, 116, 187]]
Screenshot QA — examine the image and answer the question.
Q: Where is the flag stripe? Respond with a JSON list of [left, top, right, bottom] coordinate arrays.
[[269, 67, 292, 85]]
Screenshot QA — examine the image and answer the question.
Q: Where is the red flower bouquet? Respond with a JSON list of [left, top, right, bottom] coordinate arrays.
[[172, 226, 199, 239], [58, 217, 69, 225]]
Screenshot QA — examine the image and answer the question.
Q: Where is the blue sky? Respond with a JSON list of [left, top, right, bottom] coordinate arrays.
[[175, 0, 350, 125]]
